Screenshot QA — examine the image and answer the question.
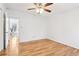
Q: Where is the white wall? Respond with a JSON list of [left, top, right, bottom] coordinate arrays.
[[48, 8, 79, 48], [7, 10, 49, 42], [6, 6, 79, 49], [0, 4, 4, 51]]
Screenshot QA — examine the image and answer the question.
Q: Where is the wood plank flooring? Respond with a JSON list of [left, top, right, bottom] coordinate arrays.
[[0, 50, 6, 56], [19, 39, 79, 56], [0, 39, 79, 56]]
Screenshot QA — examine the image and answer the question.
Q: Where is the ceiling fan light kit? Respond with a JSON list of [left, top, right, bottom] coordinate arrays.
[[36, 8, 44, 14], [27, 3, 53, 14]]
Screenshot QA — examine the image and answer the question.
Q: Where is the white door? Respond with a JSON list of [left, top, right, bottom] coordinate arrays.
[[5, 17, 19, 48]]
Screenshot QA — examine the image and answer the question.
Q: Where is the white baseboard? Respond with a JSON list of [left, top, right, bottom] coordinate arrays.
[[48, 37, 79, 49]]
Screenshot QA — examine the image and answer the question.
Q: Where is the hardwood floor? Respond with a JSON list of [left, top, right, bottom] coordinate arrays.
[[0, 50, 6, 56], [19, 39, 79, 56], [0, 39, 79, 56]]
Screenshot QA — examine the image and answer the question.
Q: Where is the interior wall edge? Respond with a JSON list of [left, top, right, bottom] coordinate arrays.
[[48, 37, 79, 49]]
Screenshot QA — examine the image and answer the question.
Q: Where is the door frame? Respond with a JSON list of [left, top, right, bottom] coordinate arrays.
[[3, 12, 6, 50]]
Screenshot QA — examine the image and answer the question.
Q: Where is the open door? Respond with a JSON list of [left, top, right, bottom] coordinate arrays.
[[5, 17, 19, 55]]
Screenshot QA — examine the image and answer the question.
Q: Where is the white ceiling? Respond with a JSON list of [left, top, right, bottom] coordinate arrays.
[[4, 3, 79, 14]]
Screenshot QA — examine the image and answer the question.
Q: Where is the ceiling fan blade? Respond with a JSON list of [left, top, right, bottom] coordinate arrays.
[[34, 3, 37, 5], [34, 3, 38, 7], [39, 3, 42, 6], [44, 9, 51, 13], [44, 3, 53, 7], [34, 3, 42, 7], [27, 8, 35, 10]]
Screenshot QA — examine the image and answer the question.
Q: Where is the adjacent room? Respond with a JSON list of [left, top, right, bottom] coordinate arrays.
[[0, 3, 79, 56]]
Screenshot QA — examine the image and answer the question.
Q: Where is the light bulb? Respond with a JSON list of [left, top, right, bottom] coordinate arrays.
[[36, 8, 40, 13], [40, 8, 44, 13]]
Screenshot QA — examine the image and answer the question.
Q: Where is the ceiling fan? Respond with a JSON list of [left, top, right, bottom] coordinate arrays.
[[27, 3, 53, 14]]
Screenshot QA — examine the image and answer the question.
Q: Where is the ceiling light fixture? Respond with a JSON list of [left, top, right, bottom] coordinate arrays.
[[27, 3, 53, 14], [36, 8, 44, 14]]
